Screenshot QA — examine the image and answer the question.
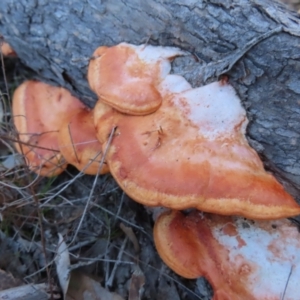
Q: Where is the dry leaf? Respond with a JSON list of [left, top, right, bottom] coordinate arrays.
[[0, 269, 22, 291], [128, 265, 145, 300], [66, 271, 124, 300], [55, 233, 70, 298], [119, 223, 140, 253]]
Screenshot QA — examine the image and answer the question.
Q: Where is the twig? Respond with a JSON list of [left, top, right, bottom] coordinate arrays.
[[281, 265, 293, 300], [113, 192, 125, 226], [120, 222, 140, 254], [91, 201, 150, 238], [69, 126, 117, 245], [0, 42, 10, 104], [106, 236, 128, 287], [67, 122, 80, 164], [69, 255, 134, 271], [201, 26, 283, 81]]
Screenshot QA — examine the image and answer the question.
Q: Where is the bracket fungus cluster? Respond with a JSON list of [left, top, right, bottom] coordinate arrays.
[[91, 43, 300, 220], [12, 42, 300, 299]]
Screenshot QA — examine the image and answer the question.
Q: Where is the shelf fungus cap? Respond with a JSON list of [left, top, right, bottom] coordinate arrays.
[[94, 75, 300, 219], [154, 210, 300, 300], [58, 108, 109, 175], [88, 42, 186, 115], [13, 80, 85, 176], [0, 37, 16, 57]]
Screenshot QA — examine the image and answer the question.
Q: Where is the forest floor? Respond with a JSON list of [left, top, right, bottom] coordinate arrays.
[[0, 1, 299, 300]]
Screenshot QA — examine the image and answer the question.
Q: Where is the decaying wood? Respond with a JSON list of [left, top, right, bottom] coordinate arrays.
[[0, 0, 300, 202]]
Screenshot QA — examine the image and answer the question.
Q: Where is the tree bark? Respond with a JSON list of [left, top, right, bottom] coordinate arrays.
[[1, 0, 300, 200]]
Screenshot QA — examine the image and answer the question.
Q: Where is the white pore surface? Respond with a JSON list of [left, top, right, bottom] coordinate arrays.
[[126, 43, 187, 79], [181, 82, 248, 139], [159, 74, 192, 95], [213, 218, 300, 300], [159, 78, 248, 140]]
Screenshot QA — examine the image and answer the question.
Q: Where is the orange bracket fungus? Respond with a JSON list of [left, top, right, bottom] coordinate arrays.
[[13, 80, 85, 176], [58, 107, 109, 175], [0, 37, 16, 57], [94, 73, 300, 219], [154, 210, 300, 300], [88, 43, 186, 115]]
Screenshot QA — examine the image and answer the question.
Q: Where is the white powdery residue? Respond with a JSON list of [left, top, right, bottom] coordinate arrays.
[[158, 75, 192, 96], [120, 43, 187, 80], [178, 82, 247, 139], [134, 44, 186, 64], [212, 218, 300, 299], [132, 44, 186, 78]]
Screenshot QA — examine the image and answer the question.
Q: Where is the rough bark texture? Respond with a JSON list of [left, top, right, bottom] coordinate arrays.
[[1, 1, 300, 200]]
